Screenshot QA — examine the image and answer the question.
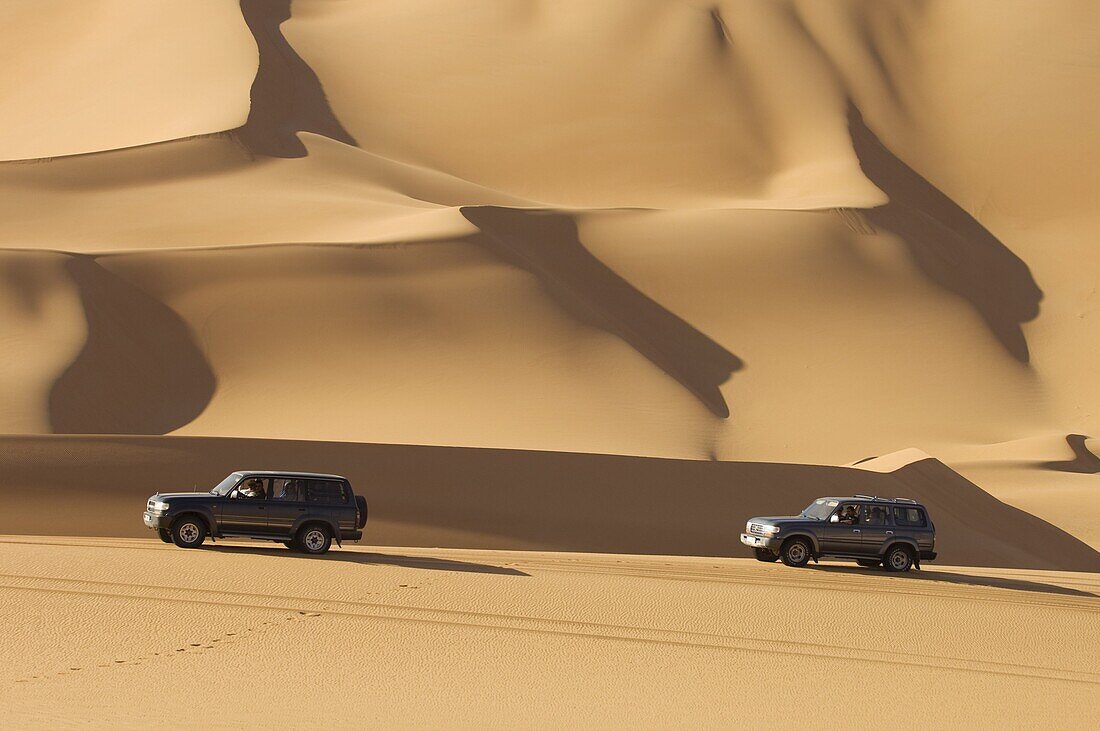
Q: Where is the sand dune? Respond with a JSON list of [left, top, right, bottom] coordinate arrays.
[[0, 435, 1096, 572], [1, 537, 1097, 727], [0, 0, 1093, 465]]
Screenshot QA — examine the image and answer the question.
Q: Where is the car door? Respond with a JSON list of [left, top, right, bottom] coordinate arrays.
[[820, 502, 863, 554], [859, 504, 892, 554], [219, 477, 272, 535], [266, 478, 308, 537]]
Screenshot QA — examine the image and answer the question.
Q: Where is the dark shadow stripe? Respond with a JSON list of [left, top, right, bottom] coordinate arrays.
[[48, 257, 216, 434], [848, 102, 1042, 362], [1041, 434, 1100, 475], [235, 0, 358, 157], [462, 206, 742, 418]]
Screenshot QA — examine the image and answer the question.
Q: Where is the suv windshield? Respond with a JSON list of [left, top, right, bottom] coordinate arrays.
[[801, 498, 839, 520], [210, 472, 244, 496]]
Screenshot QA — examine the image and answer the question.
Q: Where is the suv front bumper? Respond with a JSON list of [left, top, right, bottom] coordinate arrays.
[[740, 533, 779, 551], [143, 511, 171, 530]]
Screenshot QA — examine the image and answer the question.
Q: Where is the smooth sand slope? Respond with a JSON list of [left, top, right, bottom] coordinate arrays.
[[1, 537, 1098, 728]]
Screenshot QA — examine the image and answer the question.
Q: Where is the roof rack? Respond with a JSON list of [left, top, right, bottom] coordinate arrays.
[[853, 494, 918, 504]]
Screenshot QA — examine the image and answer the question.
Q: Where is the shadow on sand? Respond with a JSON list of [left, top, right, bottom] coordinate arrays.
[[1041, 434, 1100, 475], [203, 543, 529, 577], [462, 206, 743, 418], [848, 102, 1042, 362], [807, 563, 1097, 599], [235, 0, 358, 157]]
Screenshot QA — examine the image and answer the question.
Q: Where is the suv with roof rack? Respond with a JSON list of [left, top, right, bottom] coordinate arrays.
[[740, 495, 936, 571], [142, 471, 368, 554]]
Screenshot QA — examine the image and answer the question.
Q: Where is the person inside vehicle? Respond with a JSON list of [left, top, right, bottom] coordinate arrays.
[[276, 479, 300, 501], [837, 504, 860, 525], [240, 478, 266, 499], [866, 506, 887, 525]]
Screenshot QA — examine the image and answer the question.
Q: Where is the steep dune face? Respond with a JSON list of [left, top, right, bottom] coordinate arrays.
[[285, 0, 886, 209]]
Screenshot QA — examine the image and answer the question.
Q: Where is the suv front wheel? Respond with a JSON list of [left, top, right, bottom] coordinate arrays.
[[780, 538, 812, 567], [297, 524, 332, 555], [883, 545, 914, 572], [171, 516, 207, 549]]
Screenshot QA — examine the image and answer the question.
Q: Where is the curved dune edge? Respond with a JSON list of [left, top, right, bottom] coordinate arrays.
[[0, 436, 1095, 572], [47, 256, 216, 435], [0, 0, 256, 162]]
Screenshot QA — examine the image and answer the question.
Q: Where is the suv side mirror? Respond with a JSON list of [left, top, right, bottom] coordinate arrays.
[[829, 514, 839, 523]]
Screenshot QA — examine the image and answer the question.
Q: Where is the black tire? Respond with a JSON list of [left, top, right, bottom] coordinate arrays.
[[171, 515, 206, 549], [780, 538, 811, 567], [297, 523, 332, 555], [283, 539, 299, 551], [883, 545, 914, 572], [754, 548, 780, 563], [856, 559, 881, 568], [157, 528, 173, 544]]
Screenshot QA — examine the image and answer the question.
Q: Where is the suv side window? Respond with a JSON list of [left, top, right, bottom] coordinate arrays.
[[892, 506, 927, 527], [834, 503, 861, 525], [233, 477, 270, 499], [271, 478, 305, 502], [306, 479, 348, 505], [862, 505, 889, 525]]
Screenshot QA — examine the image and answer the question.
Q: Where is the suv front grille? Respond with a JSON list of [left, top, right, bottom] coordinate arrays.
[[749, 523, 768, 536], [147, 499, 155, 512]]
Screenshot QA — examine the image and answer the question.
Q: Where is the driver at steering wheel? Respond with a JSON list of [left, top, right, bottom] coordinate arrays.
[[240, 478, 266, 499]]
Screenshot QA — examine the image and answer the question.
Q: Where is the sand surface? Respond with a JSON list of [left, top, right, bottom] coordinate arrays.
[[1, 536, 1098, 728]]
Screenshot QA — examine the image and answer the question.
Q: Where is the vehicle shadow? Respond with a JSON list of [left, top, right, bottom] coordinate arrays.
[[807, 563, 1097, 599], [203, 543, 529, 576]]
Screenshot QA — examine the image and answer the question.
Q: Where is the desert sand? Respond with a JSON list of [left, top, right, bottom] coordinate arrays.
[[1, 537, 1098, 728], [1, 0, 1098, 725]]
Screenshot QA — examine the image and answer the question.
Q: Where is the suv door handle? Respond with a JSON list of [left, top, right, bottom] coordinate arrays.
[[297, 508, 305, 512], [886, 530, 894, 535], [852, 529, 861, 533]]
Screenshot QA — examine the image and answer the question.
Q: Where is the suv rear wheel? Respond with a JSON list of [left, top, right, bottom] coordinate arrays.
[[171, 516, 206, 549], [780, 538, 811, 567], [884, 545, 914, 572], [297, 524, 332, 555]]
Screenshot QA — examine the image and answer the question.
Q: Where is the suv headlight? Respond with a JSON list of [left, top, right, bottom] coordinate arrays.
[[151, 500, 170, 512], [761, 525, 781, 535]]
